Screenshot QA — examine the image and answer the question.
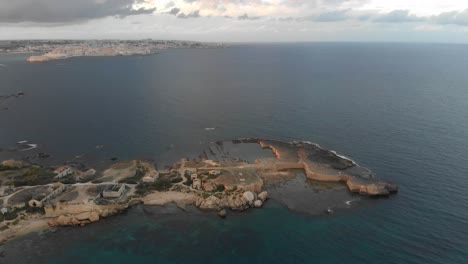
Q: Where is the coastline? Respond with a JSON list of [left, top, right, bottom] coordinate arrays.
[[0, 139, 397, 244], [0, 40, 224, 63]]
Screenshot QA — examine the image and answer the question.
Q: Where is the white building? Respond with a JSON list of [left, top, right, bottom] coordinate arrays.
[[192, 179, 202, 190], [1, 208, 8, 215], [209, 170, 221, 176], [142, 171, 159, 183], [102, 184, 126, 198], [54, 166, 73, 178]]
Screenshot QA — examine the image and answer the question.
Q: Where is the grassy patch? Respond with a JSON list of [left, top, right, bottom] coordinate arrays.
[[216, 184, 225, 192], [60, 176, 77, 184], [12, 166, 56, 187], [111, 162, 133, 170], [183, 171, 193, 186], [0, 210, 19, 222], [170, 177, 183, 184], [153, 178, 173, 191], [25, 203, 45, 214], [0, 165, 21, 171], [135, 178, 174, 195], [207, 174, 219, 180], [119, 166, 147, 184]]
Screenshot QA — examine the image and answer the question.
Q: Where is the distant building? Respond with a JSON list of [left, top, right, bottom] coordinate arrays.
[[102, 184, 126, 198], [28, 183, 67, 208], [1, 208, 8, 215], [186, 168, 197, 175], [204, 160, 220, 167], [142, 171, 159, 183], [28, 199, 43, 208], [192, 179, 202, 190], [209, 170, 221, 176], [191, 173, 198, 181], [54, 166, 73, 178]]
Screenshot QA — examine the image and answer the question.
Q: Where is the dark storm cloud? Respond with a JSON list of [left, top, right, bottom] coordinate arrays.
[[0, 0, 156, 23]]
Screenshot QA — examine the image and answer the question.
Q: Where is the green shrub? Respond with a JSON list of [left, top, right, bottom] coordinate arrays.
[[25, 204, 45, 214], [13, 167, 55, 187], [183, 171, 193, 186], [135, 178, 174, 195], [216, 184, 225, 192], [0, 165, 20, 171], [154, 178, 173, 191], [170, 177, 183, 183]]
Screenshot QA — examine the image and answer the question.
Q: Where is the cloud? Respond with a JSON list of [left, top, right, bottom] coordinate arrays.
[[165, 1, 175, 8], [177, 10, 201, 19], [238, 14, 260, 20], [0, 0, 156, 23], [373, 10, 425, 23], [168, 8, 181, 16], [316, 10, 350, 22], [434, 9, 468, 26]]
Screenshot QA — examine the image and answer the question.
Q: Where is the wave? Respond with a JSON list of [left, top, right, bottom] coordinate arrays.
[[330, 150, 357, 165], [345, 199, 359, 205], [205, 127, 215, 131], [0, 64, 6, 67], [292, 141, 321, 148], [19, 144, 38, 151], [292, 140, 358, 165]]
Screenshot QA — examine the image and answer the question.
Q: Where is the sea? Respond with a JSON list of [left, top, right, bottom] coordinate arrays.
[[0, 43, 467, 263]]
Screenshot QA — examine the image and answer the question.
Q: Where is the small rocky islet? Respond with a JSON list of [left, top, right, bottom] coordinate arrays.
[[0, 138, 397, 243]]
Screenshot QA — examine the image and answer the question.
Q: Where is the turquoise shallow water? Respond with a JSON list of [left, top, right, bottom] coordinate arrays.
[[4, 200, 466, 264], [1, 43, 468, 263]]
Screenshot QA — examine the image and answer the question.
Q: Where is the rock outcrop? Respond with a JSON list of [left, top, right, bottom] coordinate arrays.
[[27, 56, 50, 62], [258, 191, 268, 201], [45, 203, 126, 227], [218, 209, 227, 218], [194, 190, 269, 211], [254, 200, 263, 208], [243, 191, 255, 204], [346, 180, 399, 197]]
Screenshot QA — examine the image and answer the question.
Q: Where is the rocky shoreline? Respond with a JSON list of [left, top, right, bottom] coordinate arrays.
[[0, 138, 398, 244]]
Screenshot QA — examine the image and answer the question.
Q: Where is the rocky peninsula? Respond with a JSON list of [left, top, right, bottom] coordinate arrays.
[[0, 139, 397, 244]]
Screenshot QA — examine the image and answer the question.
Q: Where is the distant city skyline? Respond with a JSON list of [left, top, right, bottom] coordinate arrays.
[[1, 0, 468, 43]]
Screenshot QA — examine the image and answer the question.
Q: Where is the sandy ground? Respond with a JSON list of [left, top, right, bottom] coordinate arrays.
[[139, 191, 197, 207]]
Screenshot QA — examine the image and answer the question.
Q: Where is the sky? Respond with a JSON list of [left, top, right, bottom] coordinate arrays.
[[1, 0, 468, 42]]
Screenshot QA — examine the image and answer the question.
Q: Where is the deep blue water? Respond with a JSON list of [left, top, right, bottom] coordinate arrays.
[[1, 43, 468, 263]]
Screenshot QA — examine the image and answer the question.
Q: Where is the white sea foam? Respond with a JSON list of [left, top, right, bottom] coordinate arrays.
[[17, 140, 28, 144], [345, 199, 359, 205], [330, 150, 357, 165], [205, 127, 215, 131], [19, 144, 38, 151], [292, 141, 321, 148], [0, 64, 6, 67]]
